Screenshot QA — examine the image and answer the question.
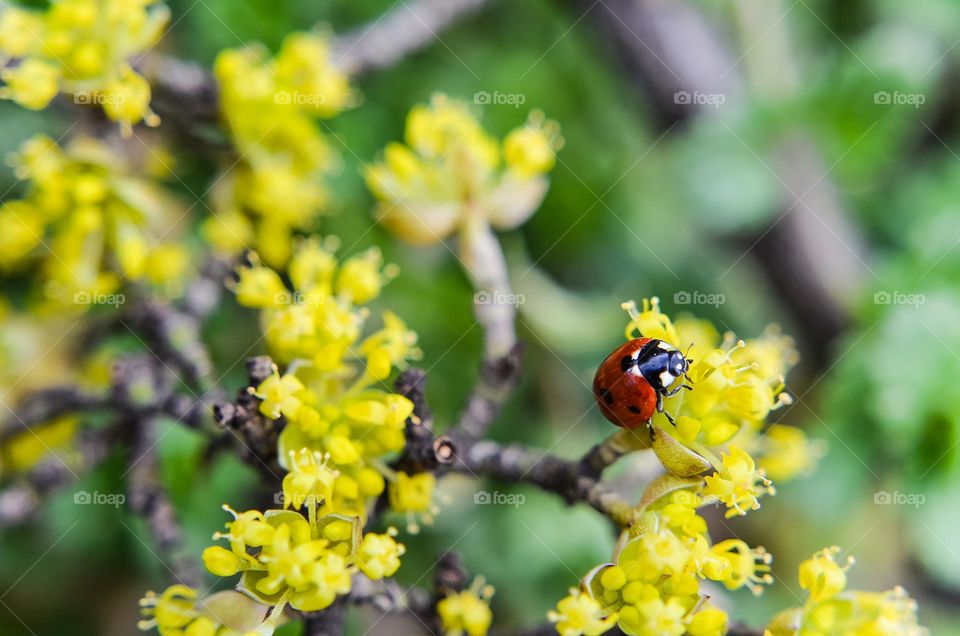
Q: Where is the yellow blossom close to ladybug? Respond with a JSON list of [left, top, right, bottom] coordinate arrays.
[[562, 490, 763, 636], [0, 0, 168, 133], [203, 30, 354, 267], [233, 239, 420, 522], [612, 298, 820, 518], [1, 134, 190, 313]]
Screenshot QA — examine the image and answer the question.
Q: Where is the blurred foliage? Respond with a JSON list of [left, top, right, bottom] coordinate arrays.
[[2, 0, 960, 633]]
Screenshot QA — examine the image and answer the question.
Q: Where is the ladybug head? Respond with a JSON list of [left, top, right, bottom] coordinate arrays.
[[667, 349, 688, 379]]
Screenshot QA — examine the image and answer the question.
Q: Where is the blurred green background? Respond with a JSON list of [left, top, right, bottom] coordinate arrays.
[[2, 0, 960, 633]]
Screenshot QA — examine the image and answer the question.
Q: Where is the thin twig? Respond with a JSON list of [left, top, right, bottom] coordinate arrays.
[[0, 387, 112, 444], [332, 0, 491, 75], [127, 414, 201, 586], [0, 427, 116, 528], [451, 342, 525, 441], [451, 440, 634, 526]]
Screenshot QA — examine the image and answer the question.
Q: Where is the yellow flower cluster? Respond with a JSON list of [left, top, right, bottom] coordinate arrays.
[[766, 547, 926, 635], [0, 0, 168, 132], [203, 31, 353, 267], [621, 298, 821, 517], [365, 93, 562, 246], [1, 134, 189, 312], [558, 490, 769, 636], [437, 578, 495, 636], [201, 506, 403, 614], [139, 585, 223, 636], [139, 584, 279, 635], [233, 240, 421, 521]]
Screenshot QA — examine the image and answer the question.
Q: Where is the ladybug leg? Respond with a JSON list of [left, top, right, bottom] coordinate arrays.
[[662, 410, 677, 426], [663, 384, 684, 398]]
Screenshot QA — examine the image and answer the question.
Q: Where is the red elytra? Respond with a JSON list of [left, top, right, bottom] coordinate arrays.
[[592, 337, 659, 429]]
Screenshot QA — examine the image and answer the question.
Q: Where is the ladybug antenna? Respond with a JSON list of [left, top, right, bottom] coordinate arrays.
[[682, 342, 695, 384]]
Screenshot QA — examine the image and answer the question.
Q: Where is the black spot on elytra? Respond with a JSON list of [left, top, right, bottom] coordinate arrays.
[[627, 405, 642, 414], [620, 356, 633, 372], [600, 388, 614, 405]]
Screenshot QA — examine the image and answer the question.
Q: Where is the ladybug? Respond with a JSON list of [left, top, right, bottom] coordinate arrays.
[[593, 338, 692, 429]]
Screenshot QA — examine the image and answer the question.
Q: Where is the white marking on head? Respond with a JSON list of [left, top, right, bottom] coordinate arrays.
[[660, 370, 676, 388]]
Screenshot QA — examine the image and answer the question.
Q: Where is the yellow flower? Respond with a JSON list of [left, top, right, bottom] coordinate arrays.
[[503, 115, 561, 177], [798, 546, 851, 602], [336, 247, 396, 304], [282, 448, 338, 510], [388, 471, 437, 532], [437, 579, 494, 636], [207, 31, 351, 266], [213, 505, 276, 554], [202, 506, 405, 617], [253, 371, 305, 420], [686, 607, 728, 636], [356, 528, 405, 580], [573, 496, 768, 635], [234, 242, 417, 522], [702, 446, 775, 518], [1, 134, 189, 311], [138, 585, 216, 635], [0, 0, 169, 127], [548, 588, 617, 636], [365, 94, 561, 246], [101, 64, 160, 134], [0, 58, 60, 110], [767, 547, 926, 636], [757, 424, 825, 482], [234, 265, 289, 308], [709, 539, 773, 595]]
